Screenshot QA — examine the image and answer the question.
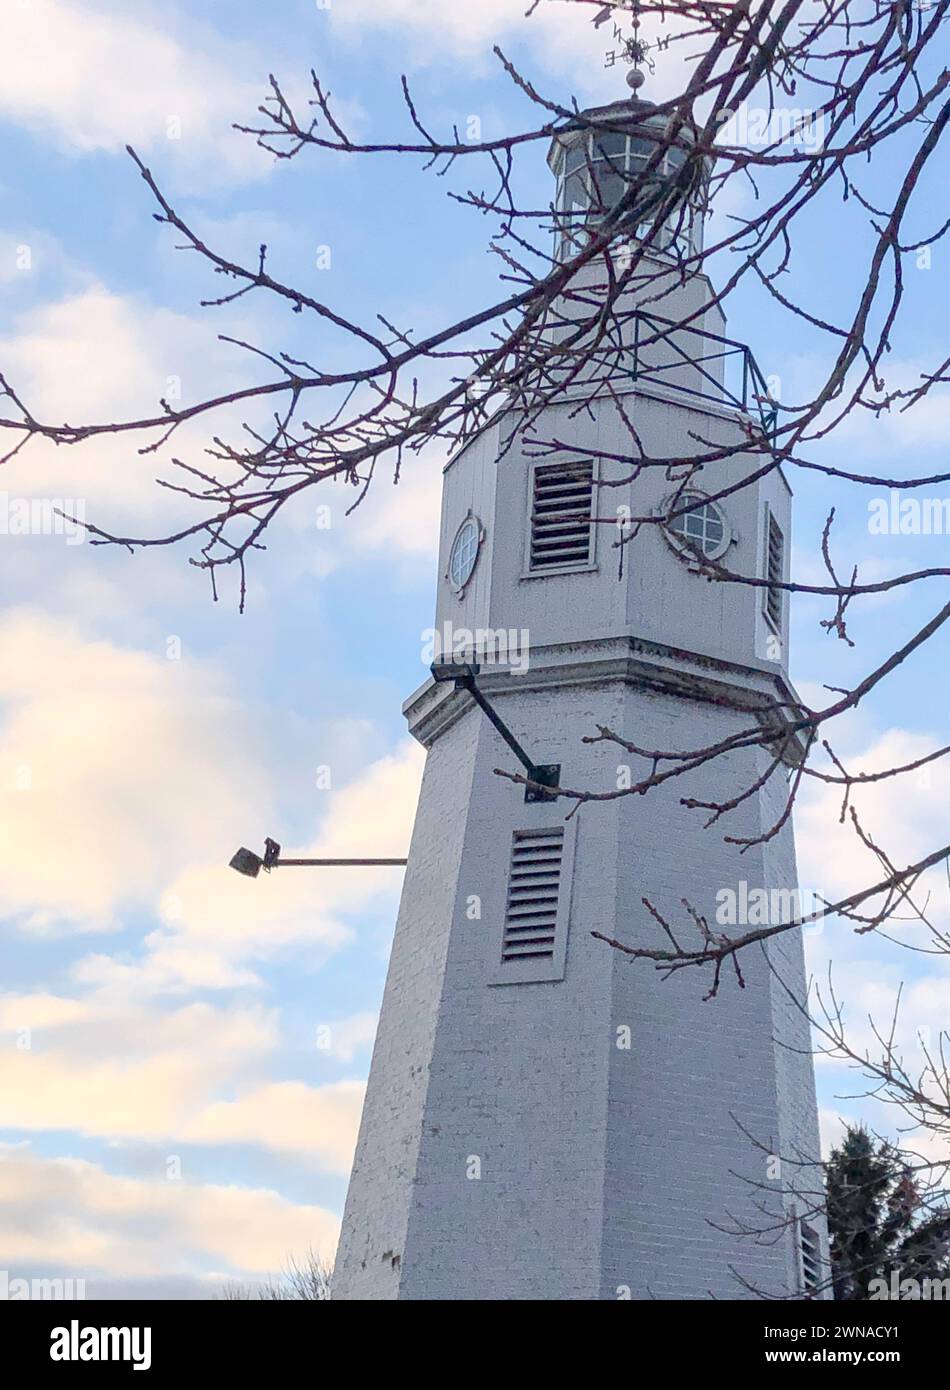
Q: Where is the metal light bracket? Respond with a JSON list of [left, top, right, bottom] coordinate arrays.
[[430, 661, 561, 802], [524, 764, 562, 804]]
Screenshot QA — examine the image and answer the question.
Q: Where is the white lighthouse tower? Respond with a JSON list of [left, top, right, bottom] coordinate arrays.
[[333, 94, 827, 1301]]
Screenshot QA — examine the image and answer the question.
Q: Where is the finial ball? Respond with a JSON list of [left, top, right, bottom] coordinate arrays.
[[626, 67, 646, 92]]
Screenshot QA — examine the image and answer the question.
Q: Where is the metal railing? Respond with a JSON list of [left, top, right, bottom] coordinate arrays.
[[628, 310, 779, 440]]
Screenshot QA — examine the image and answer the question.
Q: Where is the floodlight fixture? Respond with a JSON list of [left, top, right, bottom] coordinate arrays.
[[229, 837, 406, 877], [229, 846, 264, 878]]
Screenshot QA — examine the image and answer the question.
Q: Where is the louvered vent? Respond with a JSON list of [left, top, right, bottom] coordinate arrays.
[[800, 1222, 821, 1294], [766, 511, 785, 630], [530, 461, 594, 570], [502, 829, 564, 961]]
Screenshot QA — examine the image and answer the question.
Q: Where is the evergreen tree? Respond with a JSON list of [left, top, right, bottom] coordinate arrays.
[[826, 1126, 950, 1299]]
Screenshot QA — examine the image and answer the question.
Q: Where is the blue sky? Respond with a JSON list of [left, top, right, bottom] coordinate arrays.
[[1, 0, 949, 1296]]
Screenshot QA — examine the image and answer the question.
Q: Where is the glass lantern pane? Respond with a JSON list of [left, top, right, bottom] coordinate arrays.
[[627, 138, 654, 165], [590, 167, 627, 213], [565, 142, 587, 176], [564, 169, 589, 210], [592, 132, 627, 163]]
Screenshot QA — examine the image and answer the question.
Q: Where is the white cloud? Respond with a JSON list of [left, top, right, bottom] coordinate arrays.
[[0, 0, 269, 186], [347, 464, 442, 563], [0, 997, 274, 1140], [0, 993, 93, 1033], [280, 457, 442, 587], [73, 946, 262, 996], [332, 0, 692, 101], [0, 609, 270, 931], [818, 1106, 851, 1157], [793, 724, 950, 1160], [0, 286, 257, 527], [308, 740, 422, 862], [186, 1080, 364, 1172], [781, 353, 950, 461], [836, 973, 950, 1063], [0, 285, 288, 630], [796, 727, 950, 914], [321, 1010, 379, 1062], [4, 287, 195, 422], [0, 283, 444, 596], [808, 951, 950, 1174], [0, 995, 362, 1169], [0, 229, 68, 287], [832, 359, 950, 458], [0, 1145, 339, 1279], [335, 0, 574, 58]]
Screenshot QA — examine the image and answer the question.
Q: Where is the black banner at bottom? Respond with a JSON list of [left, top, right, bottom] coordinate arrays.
[[0, 1297, 942, 1375]]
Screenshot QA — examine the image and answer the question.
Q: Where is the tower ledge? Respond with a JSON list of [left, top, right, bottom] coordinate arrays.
[[405, 634, 808, 763]]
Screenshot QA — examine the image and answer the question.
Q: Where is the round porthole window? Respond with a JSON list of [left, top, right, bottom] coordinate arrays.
[[447, 513, 484, 594], [663, 491, 731, 562]]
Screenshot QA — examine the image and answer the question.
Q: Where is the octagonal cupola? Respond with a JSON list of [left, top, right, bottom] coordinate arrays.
[[548, 97, 708, 261]]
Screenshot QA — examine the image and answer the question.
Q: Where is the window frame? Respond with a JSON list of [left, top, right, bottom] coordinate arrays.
[[661, 490, 733, 566], [445, 510, 485, 596]]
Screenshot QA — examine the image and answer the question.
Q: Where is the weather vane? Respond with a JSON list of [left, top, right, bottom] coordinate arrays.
[[594, 2, 656, 91]]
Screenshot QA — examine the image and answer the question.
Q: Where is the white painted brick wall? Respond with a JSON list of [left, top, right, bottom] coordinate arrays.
[[333, 673, 825, 1299], [331, 717, 480, 1299]]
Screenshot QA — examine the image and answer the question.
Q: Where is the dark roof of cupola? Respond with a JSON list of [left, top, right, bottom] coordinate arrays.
[[563, 96, 660, 130]]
